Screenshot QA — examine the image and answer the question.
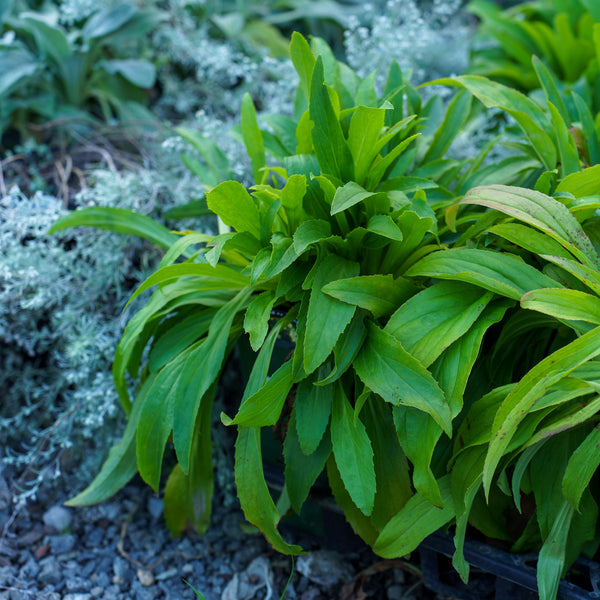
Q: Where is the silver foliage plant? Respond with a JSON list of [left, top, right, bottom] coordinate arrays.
[[0, 171, 166, 505]]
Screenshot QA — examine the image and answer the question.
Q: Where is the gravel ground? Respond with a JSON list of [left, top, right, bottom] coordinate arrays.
[[0, 469, 452, 600]]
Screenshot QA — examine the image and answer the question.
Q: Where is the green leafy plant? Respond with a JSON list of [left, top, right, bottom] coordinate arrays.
[[48, 28, 600, 600], [468, 0, 600, 93], [0, 2, 163, 145]]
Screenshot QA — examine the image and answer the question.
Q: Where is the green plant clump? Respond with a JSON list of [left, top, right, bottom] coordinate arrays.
[[50, 31, 600, 600]]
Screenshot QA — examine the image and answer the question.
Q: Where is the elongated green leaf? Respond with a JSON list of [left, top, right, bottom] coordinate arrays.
[[483, 326, 600, 496], [488, 223, 572, 259], [293, 219, 332, 254], [207, 181, 261, 239], [362, 398, 412, 531], [241, 93, 266, 183], [540, 254, 600, 296], [393, 406, 443, 507], [176, 127, 232, 183], [295, 366, 332, 455], [521, 288, 600, 324], [226, 360, 293, 427], [310, 57, 354, 181], [322, 274, 416, 319], [563, 425, 600, 510], [125, 262, 250, 308], [354, 322, 451, 435], [373, 475, 455, 558], [406, 247, 558, 301], [423, 90, 472, 163], [49, 207, 181, 250], [432, 75, 556, 169], [315, 312, 367, 386], [548, 101, 580, 178], [235, 427, 303, 554], [65, 377, 147, 505], [331, 383, 376, 516], [304, 254, 359, 373], [347, 105, 386, 185], [556, 165, 600, 198], [532, 56, 569, 123], [290, 32, 315, 103], [462, 185, 599, 267], [174, 289, 251, 472], [386, 281, 494, 368], [284, 411, 331, 513], [537, 501, 574, 600]]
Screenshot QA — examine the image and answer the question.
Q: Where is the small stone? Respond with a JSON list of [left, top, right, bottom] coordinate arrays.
[[387, 584, 406, 600], [65, 576, 91, 593], [155, 567, 178, 581], [137, 568, 155, 586], [297, 551, 354, 587], [49, 533, 77, 555], [43, 506, 72, 532], [21, 556, 40, 578], [62, 595, 91, 600], [147, 497, 163, 520], [113, 555, 130, 580], [112, 575, 125, 585], [90, 587, 104, 598], [38, 557, 61, 585]]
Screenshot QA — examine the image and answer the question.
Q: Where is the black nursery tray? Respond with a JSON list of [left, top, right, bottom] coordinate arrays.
[[419, 531, 600, 600]]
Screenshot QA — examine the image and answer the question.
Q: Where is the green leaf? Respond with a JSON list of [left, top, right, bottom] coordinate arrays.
[[562, 425, 600, 510], [315, 312, 367, 386], [488, 223, 572, 259], [226, 360, 293, 427], [532, 56, 569, 124], [241, 93, 266, 183], [65, 377, 146, 505], [537, 501, 574, 600], [385, 281, 494, 368], [244, 292, 276, 351], [556, 164, 600, 197], [347, 105, 386, 185], [163, 464, 190, 536], [547, 101, 580, 178], [310, 57, 354, 181], [423, 90, 472, 163], [207, 181, 261, 239], [235, 427, 303, 555], [433, 75, 556, 169], [174, 289, 251, 472], [322, 274, 416, 319], [373, 475, 455, 558], [0, 47, 40, 96], [293, 219, 332, 254], [49, 207, 181, 251], [284, 411, 331, 513], [331, 383, 376, 516], [406, 247, 558, 301], [290, 32, 315, 104], [366, 214, 404, 242], [176, 127, 232, 184], [483, 326, 600, 496], [462, 185, 599, 267], [304, 254, 359, 374], [521, 288, 600, 324], [393, 406, 443, 507], [331, 181, 378, 215], [354, 322, 451, 435], [295, 366, 332, 455], [97, 58, 156, 88]]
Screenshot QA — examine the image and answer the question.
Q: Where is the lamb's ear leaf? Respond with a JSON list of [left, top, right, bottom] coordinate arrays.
[[235, 427, 303, 555], [65, 375, 150, 506], [331, 382, 376, 516], [373, 474, 455, 558]]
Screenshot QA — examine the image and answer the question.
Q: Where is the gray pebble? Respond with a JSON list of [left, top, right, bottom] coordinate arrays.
[[63, 594, 92, 600], [147, 496, 163, 520], [90, 587, 104, 598], [85, 527, 104, 546], [38, 556, 62, 585], [65, 576, 92, 592], [155, 567, 178, 581], [49, 533, 77, 555], [43, 505, 72, 532], [21, 556, 40, 578], [387, 584, 406, 600], [113, 555, 131, 579], [297, 550, 354, 587]]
